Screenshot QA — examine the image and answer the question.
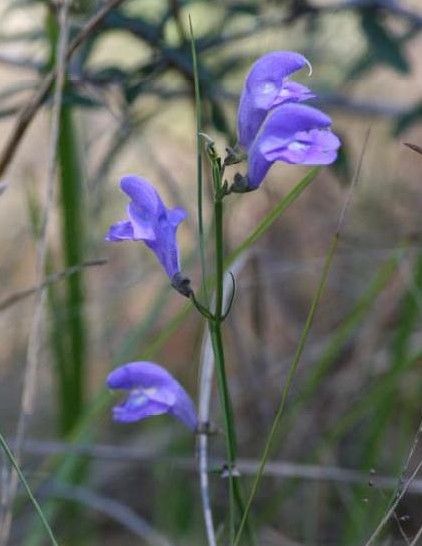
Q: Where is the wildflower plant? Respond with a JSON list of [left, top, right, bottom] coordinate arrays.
[[106, 40, 340, 546]]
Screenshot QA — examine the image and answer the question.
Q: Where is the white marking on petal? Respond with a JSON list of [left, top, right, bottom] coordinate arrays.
[[143, 387, 158, 397], [258, 81, 277, 95], [288, 141, 309, 152], [129, 389, 149, 409], [278, 88, 291, 99]]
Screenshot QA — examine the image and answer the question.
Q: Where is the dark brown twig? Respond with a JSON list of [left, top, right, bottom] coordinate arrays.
[[404, 142, 422, 156], [0, 259, 107, 312], [0, 0, 127, 179]]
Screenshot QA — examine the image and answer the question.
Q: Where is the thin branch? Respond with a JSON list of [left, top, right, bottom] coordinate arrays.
[[0, 0, 127, 179], [0, 1, 71, 542], [0, 433, 58, 546], [198, 323, 217, 546], [10, 438, 422, 494], [404, 142, 422, 156], [45, 483, 174, 546], [410, 521, 422, 546], [318, 0, 422, 27], [0, 53, 43, 71], [0, 259, 107, 313], [364, 458, 422, 546], [399, 416, 422, 487], [197, 0, 421, 51], [337, 126, 371, 232]]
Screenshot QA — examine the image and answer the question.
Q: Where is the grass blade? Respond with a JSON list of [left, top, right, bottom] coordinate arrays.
[[0, 431, 59, 546]]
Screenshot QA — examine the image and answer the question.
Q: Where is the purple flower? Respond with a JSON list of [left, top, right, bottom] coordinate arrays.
[[237, 51, 314, 150], [107, 361, 198, 430], [105, 175, 187, 281], [246, 103, 341, 189]]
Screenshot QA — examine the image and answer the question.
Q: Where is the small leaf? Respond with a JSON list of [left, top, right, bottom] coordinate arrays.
[[404, 142, 422, 156], [394, 101, 422, 135], [228, 2, 260, 15], [359, 9, 410, 74]]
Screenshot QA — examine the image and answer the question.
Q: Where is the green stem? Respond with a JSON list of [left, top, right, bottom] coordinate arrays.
[[210, 182, 236, 541], [46, 11, 86, 436], [189, 17, 208, 304], [209, 320, 236, 543], [58, 106, 86, 433], [211, 332, 249, 540], [233, 233, 339, 546], [210, 176, 254, 544], [0, 431, 59, 546], [214, 197, 224, 318]]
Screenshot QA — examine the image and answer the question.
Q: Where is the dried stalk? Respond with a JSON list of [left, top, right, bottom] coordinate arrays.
[[0, 1, 71, 542], [0, 0, 127, 179]]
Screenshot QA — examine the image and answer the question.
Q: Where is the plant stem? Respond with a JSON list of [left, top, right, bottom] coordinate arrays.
[[189, 17, 209, 304], [210, 169, 254, 544], [0, 431, 59, 546], [209, 320, 236, 543], [210, 178, 235, 540], [233, 233, 339, 546]]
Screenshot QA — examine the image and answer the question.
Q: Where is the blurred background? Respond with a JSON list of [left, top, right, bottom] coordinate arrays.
[[0, 0, 421, 544]]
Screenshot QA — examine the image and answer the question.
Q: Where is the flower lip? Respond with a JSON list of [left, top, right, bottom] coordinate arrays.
[[246, 103, 341, 189], [237, 51, 314, 149], [107, 361, 198, 431]]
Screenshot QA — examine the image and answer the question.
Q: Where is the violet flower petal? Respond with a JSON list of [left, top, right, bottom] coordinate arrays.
[[105, 175, 187, 280], [105, 220, 134, 241], [237, 51, 313, 149], [107, 361, 198, 430], [113, 399, 168, 423], [247, 103, 341, 189], [127, 203, 156, 241], [167, 207, 188, 226], [280, 80, 315, 104], [120, 175, 163, 218]]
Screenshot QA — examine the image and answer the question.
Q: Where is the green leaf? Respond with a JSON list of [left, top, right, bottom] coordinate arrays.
[[228, 2, 260, 16], [358, 9, 409, 74], [226, 167, 320, 267], [394, 101, 422, 135]]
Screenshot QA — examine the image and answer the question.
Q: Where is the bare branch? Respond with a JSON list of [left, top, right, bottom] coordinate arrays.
[[0, 1, 71, 541], [410, 521, 422, 546], [46, 483, 174, 546], [9, 437, 422, 494], [364, 458, 422, 546], [0, 0, 127, 179], [0, 259, 107, 313]]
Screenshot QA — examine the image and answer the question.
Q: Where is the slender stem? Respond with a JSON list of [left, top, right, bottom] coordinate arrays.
[[233, 233, 339, 546], [0, 431, 59, 546], [210, 327, 250, 539], [0, 3, 70, 542], [214, 198, 224, 318], [209, 320, 236, 543], [210, 166, 235, 539], [210, 165, 254, 544], [189, 17, 208, 304]]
